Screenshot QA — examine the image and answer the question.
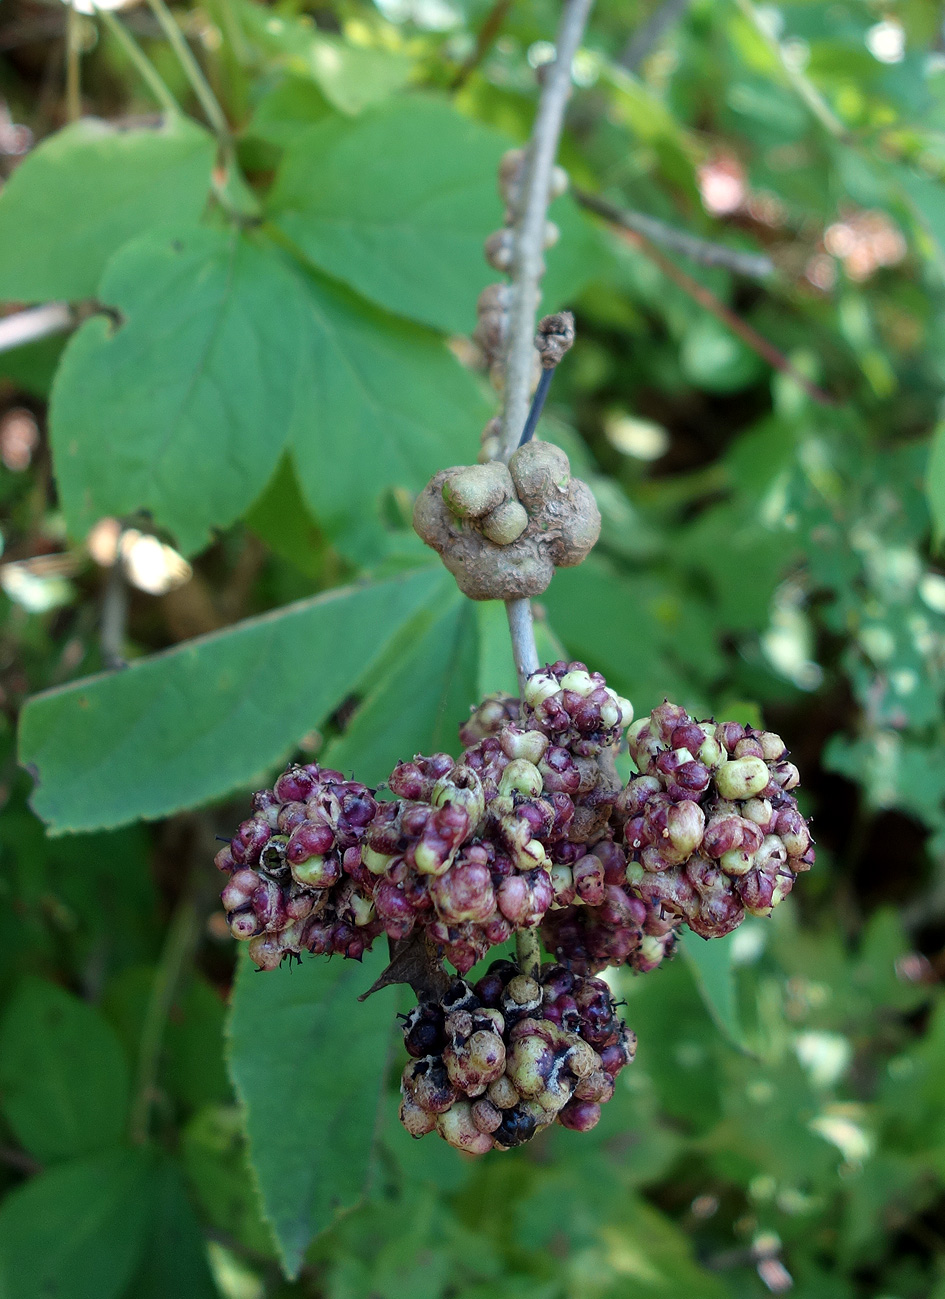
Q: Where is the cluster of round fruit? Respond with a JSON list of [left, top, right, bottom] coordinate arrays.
[[215, 662, 812, 981], [214, 763, 384, 971], [617, 702, 815, 939], [399, 961, 635, 1152], [359, 661, 635, 972]]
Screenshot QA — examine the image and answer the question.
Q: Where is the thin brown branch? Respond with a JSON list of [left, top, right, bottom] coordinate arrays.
[[620, 0, 692, 71], [575, 188, 774, 278], [450, 0, 512, 92], [614, 224, 835, 406]]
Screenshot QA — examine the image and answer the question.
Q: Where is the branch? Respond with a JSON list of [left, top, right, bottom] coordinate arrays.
[[610, 221, 835, 406], [143, 0, 230, 143], [100, 549, 129, 671], [0, 302, 72, 354], [497, 0, 592, 464], [575, 188, 774, 279], [129, 891, 200, 1144], [450, 0, 512, 92], [97, 7, 181, 118], [619, 0, 692, 71], [497, 0, 594, 695], [733, 0, 849, 142]]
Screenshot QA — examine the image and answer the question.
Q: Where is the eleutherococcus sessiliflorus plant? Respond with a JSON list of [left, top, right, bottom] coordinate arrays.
[[215, 118, 814, 1156]]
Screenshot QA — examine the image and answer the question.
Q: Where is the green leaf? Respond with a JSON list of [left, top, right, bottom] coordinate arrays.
[[237, 5, 412, 117], [0, 976, 130, 1162], [0, 118, 215, 303], [325, 588, 477, 786], [227, 945, 394, 1279], [285, 260, 491, 553], [181, 1105, 277, 1259], [49, 226, 304, 555], [18, 567, 448, 834], [926, 419, 945, 548], [268, 98, 507, 333], [131, 1157, 219, 1299], [0, 1148, 151, 1299], [679, 929, 747, 1050]]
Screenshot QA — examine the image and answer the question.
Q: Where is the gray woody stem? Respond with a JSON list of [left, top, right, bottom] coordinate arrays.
[[498, 0, 594, 696], [0, 302, 72, 354], [574, 189, 774, 279]]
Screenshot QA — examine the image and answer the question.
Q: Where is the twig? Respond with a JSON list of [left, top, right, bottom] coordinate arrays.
[[65, 3, 81, 122], [515, 929, 541, 979], [497, 0, 591, 464], [612, 221, 835, 405], [96, 7, 181, 117], [575, 188, 774, 278], [0, 303, 72, 353], [733, 0, 848, 142], [450, 0, 512, 92], [100, 551, 129, 670], [619, 0, 691, 71], [143, 0, 230, 142], [129, 892, 200, 1144], [497, 0, 594, 696]]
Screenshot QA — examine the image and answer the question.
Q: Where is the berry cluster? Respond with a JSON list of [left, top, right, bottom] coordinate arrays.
[[359, 661, 634, 972], [618, 703, 815, 938], [217, 667, 814, 981], [399, 961, 635, 1153], [215, 764, 383, 970]]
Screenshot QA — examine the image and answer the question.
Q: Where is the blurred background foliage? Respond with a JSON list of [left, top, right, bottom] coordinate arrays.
[[3, 0, 945, 1295]]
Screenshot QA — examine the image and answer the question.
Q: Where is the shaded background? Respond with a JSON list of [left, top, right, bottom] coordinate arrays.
[[3, 0, 945, 1295]]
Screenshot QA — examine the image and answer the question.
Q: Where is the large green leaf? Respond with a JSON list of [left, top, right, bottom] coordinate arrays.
[[49, 226, 305, 555], [679, 929, 747, 1051], [238, 3, 412, 117], [18, 567, 447, 833], [926, 419, 945, 548], [267, 98, 505, 333], [0, 117, 215, 302], [325, 589, 477, 785], [285, 260, 491, 551], [0, 1148, 152, 1299], [131, 1157, 219, 1299], [269, 99, 608, 334], [267, 97, 605, 335], [227, 945, 395, 1279], [0, 976, 130, 1162]]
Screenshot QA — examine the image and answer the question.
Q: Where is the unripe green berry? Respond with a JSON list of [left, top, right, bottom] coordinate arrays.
[[499, 759, 544, 798], [437, 1101, 494, 1154], [400, 1094, 437, 1137], [506, 1034, 554, 1097], [559, 669, 595, 697], [487, 1075, 519, 1109], [431, 768, 485, 826], [715, 757, 770, 800], [290, 855, 339, 889], [719, 848, 755, 876], [414, 842, 457, 876], [523, 672, 560, 708], [499, 728, 549, 764], [361, 844, 394, 875]]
